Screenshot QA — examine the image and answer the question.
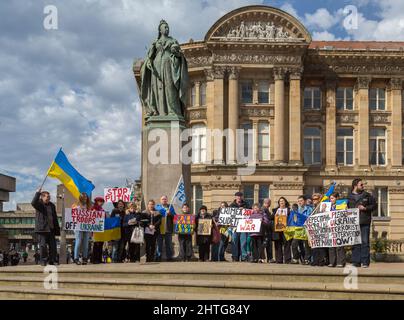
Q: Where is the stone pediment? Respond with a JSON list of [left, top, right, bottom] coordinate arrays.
[[205, 5, 311, 44]]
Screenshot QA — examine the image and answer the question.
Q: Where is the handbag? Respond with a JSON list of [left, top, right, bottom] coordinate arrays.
[[131, 226, 144, 244], [144, 212, 156, 235], [211, 222, 221, 244]]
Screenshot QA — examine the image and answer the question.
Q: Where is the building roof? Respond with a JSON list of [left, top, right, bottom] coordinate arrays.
[[310, 41, 404, 51]]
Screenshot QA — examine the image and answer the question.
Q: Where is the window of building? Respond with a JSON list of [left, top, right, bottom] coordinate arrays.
[[369, 88, 386, 111], [303, 186, 322, 198], [370, 128, 386, 165], [238, 122, 254, 163], [0, 218, 4, 224], [258, 81, 270, 104], [243, 185, 254, 209], [304, 87, 321, 110], [336, 87, 353, 110], [190, 83, 196, 106], [258, 122, 270, 161], [402, 128, 404, 165], [259, 185, 270, 206], [191, 124, 207, 164], [337, 127, 354, 166], [241, 80, 253, 104], [303, 127, 322, 165], [191, 185, 203, 215], [371, 187, 388, 217], [200, 82, 206, 106]]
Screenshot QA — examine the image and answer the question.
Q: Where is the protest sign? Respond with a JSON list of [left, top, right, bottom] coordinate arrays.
[[236, 219, 262, 233], [304, 208, 361, 248], [218, 207, 252, 227], [197, 219, 212, 236], [319, 202, 332, 213], [64, 208, 105, 232], [274, 215, 287, 232], [104, 187, 133, 203], [174, 214, 195, 234]]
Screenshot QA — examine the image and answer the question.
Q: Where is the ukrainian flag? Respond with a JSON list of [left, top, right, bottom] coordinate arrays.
[[47, 148, 94, 199], [336, 199, 348, 210], [284, 211, 308, 241], [93, 217, 121, 242], [321, 181, 336, 202]]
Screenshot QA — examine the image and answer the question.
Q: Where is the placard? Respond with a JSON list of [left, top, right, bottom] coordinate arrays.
[[304, 209, 361, 248], [218, 207, 252, 227], [236, 219, 262, 233], [64, 208, 105, 232], [104, 187, 133, 203], [174, 214, 195, 235], [197, 219, 212, 236]]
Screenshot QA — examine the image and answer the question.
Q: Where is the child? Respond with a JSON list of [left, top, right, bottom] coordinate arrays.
[[249, 203, 269, 263], [196, 205, 213, 262], [178, 203, 194, 262]]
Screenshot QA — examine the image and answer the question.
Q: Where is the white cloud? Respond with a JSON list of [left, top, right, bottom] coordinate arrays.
[[304, 8, 340, 30]]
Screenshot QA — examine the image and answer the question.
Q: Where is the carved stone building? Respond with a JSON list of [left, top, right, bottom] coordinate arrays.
[[134, 5, 404, 240]]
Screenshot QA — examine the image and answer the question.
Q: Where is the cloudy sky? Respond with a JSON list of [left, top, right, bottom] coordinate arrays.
[[1, 0, 404, 210]]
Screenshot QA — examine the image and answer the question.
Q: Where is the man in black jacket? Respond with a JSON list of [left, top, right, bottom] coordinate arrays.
[[348, 178, 377, 268], [31, 189, 61, 266]]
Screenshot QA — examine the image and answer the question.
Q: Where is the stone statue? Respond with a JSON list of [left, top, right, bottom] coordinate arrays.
[[140, 20, 189, 119]]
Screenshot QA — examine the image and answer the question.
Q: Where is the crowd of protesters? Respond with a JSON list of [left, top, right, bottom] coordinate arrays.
[[29, 178, 376, 268]]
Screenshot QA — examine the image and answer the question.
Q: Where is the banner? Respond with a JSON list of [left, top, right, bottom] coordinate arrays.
[[236, 219, 262, 233], [104, 187, 133, 203], [174, 214, 195, 235], [197, 219, 212, 236], [304, 209, 361, 248], [64, 208, 105, 232], [171, 175, 186, 213], [218, 207, 252, 227]]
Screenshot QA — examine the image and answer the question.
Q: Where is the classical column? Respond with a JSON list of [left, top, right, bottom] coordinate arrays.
[[289, 69, 302, 164], [390, 78, 403, 167], [194, 81, 201, 107], [213, 66, 226, 164], [357, 76, 371, 167], [204, 69, 215, 164], [227, 67, 240, 165], [253, 120, 258, 163], [253, 80, 259, 104], [274, 68, 286, 163], [325, 78, 337, 168]]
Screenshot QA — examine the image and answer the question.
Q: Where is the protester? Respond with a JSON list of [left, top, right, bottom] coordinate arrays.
[[91, 196, 106, 264], [291, 195, 312, 265], [178, 203, 193, 262], [210, 207, 221, 262], [310, 193, 328, 266], [33, 250, 40, 265], [111, 200, 126, 263], [31, 188, 60, 266], [272, 197, 292, 264], [261, 198, 275, 263], [217, 202, 230, 262], [327, 192, 346, 268], [348, 178, 377, 268], [72, 192, 92, 265], [195, 205, 213, 262], [123, 202, 142, 262], [22, 251, 28, 263], [155, 195, 176, 262], [249, 203, 269, 263], [230, 192, 249, 262], [141, 200, 162, 263]]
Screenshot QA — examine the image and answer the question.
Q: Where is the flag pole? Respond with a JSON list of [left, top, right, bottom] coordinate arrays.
[[38, 147, 62, 190], [168, 175, 182, 213]]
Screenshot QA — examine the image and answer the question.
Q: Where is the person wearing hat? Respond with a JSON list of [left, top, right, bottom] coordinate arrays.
[[91, 196, 105, 264], [195, 205, 213, 262], [230, 191, 250, 262]]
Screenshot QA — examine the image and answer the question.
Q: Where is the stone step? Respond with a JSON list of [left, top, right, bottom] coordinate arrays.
[[0, 285, 301, 300], [2, 263, 404, 285], [0, 276, 403, 300]]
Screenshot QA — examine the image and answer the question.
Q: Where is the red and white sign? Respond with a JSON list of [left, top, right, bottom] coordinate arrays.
[[236, 219, 262, 233], [104, 187, 132, 203]]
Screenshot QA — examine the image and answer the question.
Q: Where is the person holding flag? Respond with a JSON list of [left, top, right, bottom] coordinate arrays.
[[155, 195, 176, 262]]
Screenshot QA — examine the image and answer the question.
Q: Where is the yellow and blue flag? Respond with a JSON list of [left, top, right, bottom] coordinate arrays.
[[321, 181, 336, 202], [284, 210, 309, 241], [336, 199, 348, 210], [93, 217, 121, 242], [47, 148, 95, 199]]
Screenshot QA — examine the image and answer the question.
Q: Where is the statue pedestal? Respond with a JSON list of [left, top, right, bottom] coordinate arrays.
[[141, 117, 191, 260]]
